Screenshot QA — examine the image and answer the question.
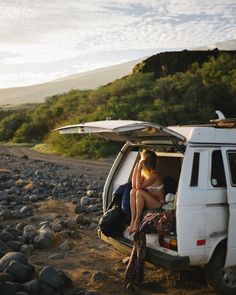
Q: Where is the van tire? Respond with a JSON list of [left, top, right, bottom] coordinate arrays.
[[205, 243, 236, 295]]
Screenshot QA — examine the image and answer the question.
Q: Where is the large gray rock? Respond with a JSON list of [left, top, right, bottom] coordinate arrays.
[[16, 223, 25, 231], [80, 196, 90, 206], [75, 205, 85, 214], [39, 266, 67, 289], [23, 279, 41, 294], [23, 225, 36, 233], [88, 205, 100, 213], [86, 190, 95, 197], [51, 223, 63, 232], [0, 208, 12, 219], [0, 240, 13, 256], [19, 206, 33, 216], [65, 219, 77, 230], [75, 216, 90, 228], [0, 282, 18, 295], [29, 194, 39, 202], [0, 252, 27, 272], [34, 228, 55, 249], [6, 241, 22, 252], [5, 260, 34, 283], [5, 229, 21, 239], [0, 272, 14, 283], [0, 231, 15, 243], [23, 229, 37, 244]]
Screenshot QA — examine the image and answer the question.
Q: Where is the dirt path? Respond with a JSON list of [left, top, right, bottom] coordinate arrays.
[[0, 146, 216, 295], [0, 145, 113, 177]]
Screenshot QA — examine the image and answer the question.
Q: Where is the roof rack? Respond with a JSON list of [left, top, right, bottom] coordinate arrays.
[[209, 110, 236, 128], [210, 118, 236, 128]]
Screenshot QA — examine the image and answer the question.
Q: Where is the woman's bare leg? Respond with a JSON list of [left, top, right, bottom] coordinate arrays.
[[131, 189, 145, 232], [127, 188, 137, 232], [132, 189, 162, 232]]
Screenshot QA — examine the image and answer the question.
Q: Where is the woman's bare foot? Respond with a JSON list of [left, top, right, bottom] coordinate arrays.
[[127, 222, 139, 234], [127, 225, 133, 233]]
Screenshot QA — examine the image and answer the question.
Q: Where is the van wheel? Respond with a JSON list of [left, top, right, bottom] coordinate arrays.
[[205, 243, 236, 295]]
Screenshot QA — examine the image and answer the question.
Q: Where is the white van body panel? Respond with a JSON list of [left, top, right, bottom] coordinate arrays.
[[174, 145, 228, 265], [170, 126, 236, 145], [221, 148, 236, 267]]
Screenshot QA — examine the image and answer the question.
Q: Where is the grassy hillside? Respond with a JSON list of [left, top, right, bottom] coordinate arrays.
[[0, 51, 236, 158]]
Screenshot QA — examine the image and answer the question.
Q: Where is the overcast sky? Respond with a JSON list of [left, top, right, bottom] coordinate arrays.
[[0, 0, 236, 88]]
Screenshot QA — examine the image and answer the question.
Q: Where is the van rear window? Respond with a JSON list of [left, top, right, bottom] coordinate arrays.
[[190, 152, 200, 187], [228, 152, 236, 186], [211, 150, 226, 187]]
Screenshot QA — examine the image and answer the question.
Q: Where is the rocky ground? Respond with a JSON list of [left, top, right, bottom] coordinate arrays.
[[0, 146, 216, 295]]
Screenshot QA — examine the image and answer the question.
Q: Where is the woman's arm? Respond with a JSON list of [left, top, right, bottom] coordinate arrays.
[[136, 160, 145, 189], [140, 172, 162, 189], [131, 163, 138, 189]]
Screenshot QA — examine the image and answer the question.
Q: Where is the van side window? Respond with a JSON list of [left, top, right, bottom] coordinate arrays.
[[211, 150, 226, 187], [190, 152, 200, 186], [228, 152, 236, 186]]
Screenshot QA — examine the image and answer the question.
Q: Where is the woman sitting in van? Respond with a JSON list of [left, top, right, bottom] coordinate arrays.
[[127, 149, 165, 233]]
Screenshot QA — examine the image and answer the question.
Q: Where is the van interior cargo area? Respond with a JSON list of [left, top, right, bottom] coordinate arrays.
[[107, 146, 183, 254]]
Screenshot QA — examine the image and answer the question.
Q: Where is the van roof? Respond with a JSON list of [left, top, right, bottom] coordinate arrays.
[[169, 125, 236, 145]]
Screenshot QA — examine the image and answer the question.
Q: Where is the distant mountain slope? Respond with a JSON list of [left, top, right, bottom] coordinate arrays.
[[0, 58, 143, 106]]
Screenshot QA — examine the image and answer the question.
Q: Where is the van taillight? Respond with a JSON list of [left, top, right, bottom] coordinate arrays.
[[160, 235, 178, 251]]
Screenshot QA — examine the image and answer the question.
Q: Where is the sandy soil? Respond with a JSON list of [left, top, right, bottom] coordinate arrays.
[[0, 146, 217, 295]]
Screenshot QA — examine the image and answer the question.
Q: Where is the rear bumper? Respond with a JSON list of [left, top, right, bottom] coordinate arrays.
[[98, 230, 190, 271]]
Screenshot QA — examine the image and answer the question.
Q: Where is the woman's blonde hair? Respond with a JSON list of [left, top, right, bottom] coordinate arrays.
[[141, 149, 158, 177]]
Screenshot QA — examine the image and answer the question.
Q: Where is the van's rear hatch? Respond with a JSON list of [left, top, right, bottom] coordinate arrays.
[[56, 120, 185, 145]]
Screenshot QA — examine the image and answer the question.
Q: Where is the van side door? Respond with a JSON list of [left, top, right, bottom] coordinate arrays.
[[221, 148, 236, 267]]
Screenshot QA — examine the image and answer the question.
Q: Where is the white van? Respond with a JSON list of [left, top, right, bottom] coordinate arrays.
[[57, 116, 236, 295]]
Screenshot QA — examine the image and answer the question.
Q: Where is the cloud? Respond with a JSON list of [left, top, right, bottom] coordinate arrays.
[[0, 0, 235, 86]]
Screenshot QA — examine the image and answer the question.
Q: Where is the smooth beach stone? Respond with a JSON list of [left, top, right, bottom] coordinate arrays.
[[39, 266, 67, 289], [0, 282, 18, 295], [0, 240, 13, 256], [23, 279, 41, 294], [0, 252, 27, 272], [5, 260, 34, 283], [0, 272, 15, 282]]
